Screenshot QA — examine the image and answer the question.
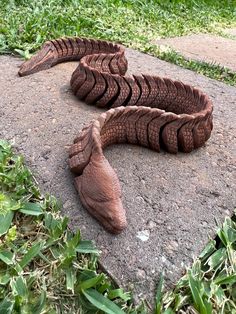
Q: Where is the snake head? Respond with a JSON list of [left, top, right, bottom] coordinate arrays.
[[74, 153, 127, 234], [18, 42, 56, 76]]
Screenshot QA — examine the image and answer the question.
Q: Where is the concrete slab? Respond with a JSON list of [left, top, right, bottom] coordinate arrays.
[[223, 27, 236, 37], [0, 50, 235, 303], [155, 34, 236, 71]]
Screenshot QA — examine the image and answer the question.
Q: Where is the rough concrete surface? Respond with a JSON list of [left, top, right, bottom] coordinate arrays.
[[0, 49, 235, 303], [223, 27, 236, 37], [155, 34, 236, 71]]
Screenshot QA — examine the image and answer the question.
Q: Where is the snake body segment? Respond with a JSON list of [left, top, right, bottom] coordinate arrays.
[[19, 37, 213, 233]]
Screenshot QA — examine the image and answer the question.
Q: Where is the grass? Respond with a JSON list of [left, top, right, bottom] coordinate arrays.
[[0, 142, 236, 313], [0, 140, 142, 314], [0, 0, 236, 84], [1, 1, 236, 313], [158, 219, 236, 313]]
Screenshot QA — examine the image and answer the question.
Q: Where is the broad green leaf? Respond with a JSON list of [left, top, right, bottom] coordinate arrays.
[[97, 281, 111, 294], [19, 241, 44, 268], [44, 212, 56, 230], [188, 272, 207, 314], [155, 273, 164, 314], [82, 288, 126, 314], [199, 240, 216, 261], [211, 284, 225, 305], [66, 230, 81, 250], [0, 139, 11, 152], [0, 298, 14, 314], [214, 274, 236, 285], [0, 194, 21, 213], [108, 289, 131, 302], [14, 263, 23, 274], [227, 246, 236, 272], [11, 276, 28, 297], [0, 273, 11, 285], [203, 298, 212, 314], [52, 224, 66, 240], [207, 248, 227, 270], [217, 228, 228, 247], [65, 268, 75, 292], [223, 217, 236, 243], [19, 202, 43, 216], [0, 250, 14, 265], [0, 211, 14, 236], [76, 240, 100, 254], [38, 252, 51, 264], [32, 290, 46, 314], [191, 260, 202, 278], [50, 246, 61, 259], [79, 274, 104, 290]]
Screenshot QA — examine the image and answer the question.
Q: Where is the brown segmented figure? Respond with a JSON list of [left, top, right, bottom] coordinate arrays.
[[19, 37, 213, 234]]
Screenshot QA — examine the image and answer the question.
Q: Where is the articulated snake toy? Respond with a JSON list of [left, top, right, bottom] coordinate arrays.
[[19, 37, 213, 233]]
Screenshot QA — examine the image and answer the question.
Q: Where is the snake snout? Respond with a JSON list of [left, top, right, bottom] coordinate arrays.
[[18, 43, 56, 76], [100, 200, 127, 234]]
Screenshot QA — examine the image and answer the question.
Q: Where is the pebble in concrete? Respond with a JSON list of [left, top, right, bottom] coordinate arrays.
[[155, 34, 236, 71], [0, 48, 235, 303]]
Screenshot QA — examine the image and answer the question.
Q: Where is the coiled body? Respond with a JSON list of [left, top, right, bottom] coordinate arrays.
[[19, 37, 213, 233]]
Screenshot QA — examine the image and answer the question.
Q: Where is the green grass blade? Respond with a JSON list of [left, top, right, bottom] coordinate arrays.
[[0, 298, 14, 314], [199, 240, 216, 261], [155, 273, 164, 314], [82, 288, 126, 314], [19, 242, 44, 268], [214, 274, 236, 285], [0, 211, 14, 236], [65, 268, 75, 292], [0, 273, 11, 285], [207, 248, 227, 270], [31, 290, 47, 314], [79, 274, 104, 290], [188, 271, 207, 314], [11, 276, 28, 297], [0, 250, 14, 265], [76, 240, 100, 254], [108, 289, 131, 302], [19, 202, 43, 216]]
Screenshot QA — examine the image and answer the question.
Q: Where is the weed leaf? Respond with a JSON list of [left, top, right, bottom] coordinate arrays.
[[19, 202, 43, 216], [0, 211, 14, 236], [155, 273, 164, 314], [82, 288, 126, 314], [0, 298, 14, 314], [76, 240, 100, 254], [0, 250, 14, 265], [19, 241, 44, 268]]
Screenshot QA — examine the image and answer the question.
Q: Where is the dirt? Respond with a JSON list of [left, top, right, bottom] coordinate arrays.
[[0, 49, 235, 303]]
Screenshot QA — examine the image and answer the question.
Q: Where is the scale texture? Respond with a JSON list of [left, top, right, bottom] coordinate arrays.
[[19, 37, 213, 233]]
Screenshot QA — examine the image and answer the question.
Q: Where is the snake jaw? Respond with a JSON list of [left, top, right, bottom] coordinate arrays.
[[77, 181, 127, 234], [18, 42, 56, 76]]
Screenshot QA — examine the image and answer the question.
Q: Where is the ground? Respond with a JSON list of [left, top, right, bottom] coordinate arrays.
[[0, 45, 235, 303]]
